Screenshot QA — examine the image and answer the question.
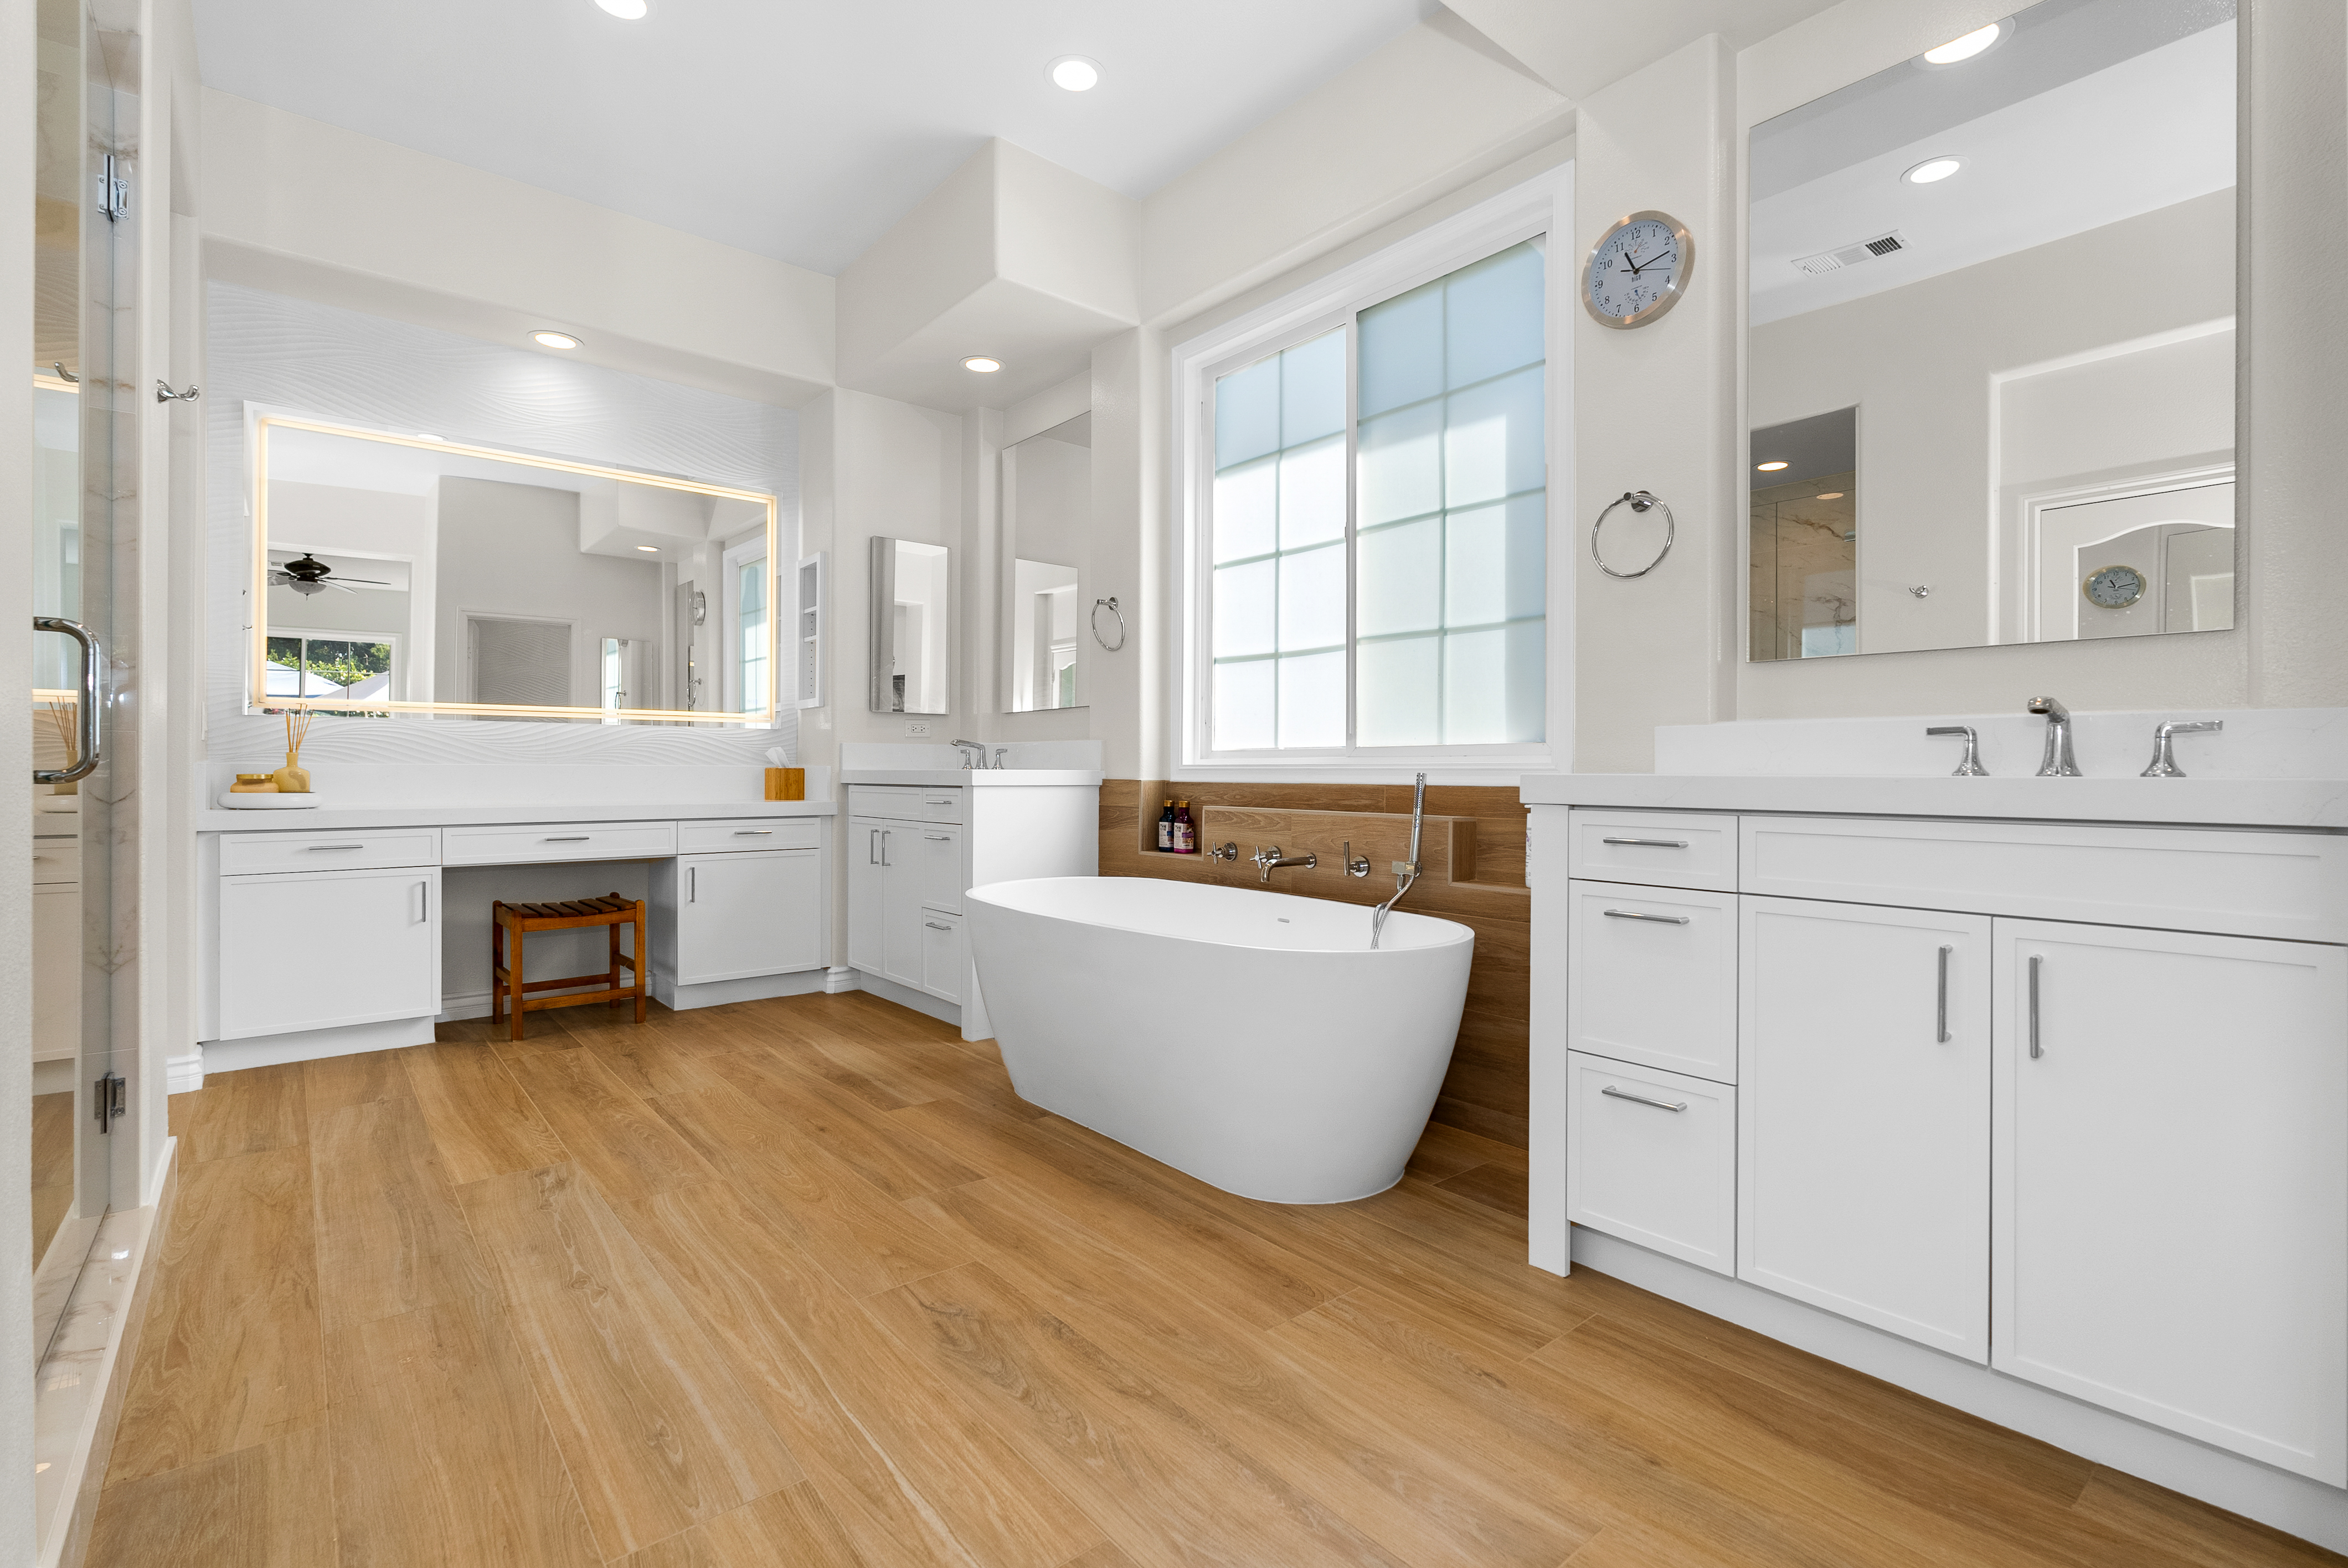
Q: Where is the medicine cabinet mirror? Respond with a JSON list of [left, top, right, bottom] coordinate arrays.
[[249, 415, 779, 722], [1747, 0, 2237, 661], [869, 537, 952, 715], [1000, 412, 1089, 712]]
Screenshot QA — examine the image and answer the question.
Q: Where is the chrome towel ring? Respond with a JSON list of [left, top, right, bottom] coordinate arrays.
[[1090, 596, 1127, 652], [1590, 489, 1675, 579]]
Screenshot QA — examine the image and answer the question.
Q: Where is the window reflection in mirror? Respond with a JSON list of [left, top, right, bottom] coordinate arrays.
[[252, 417, 776, 722], [1747, 0, 2236, 659], [1002, 412, 1089, 712]]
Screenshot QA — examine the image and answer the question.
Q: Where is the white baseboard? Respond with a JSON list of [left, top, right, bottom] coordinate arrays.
[[850, 968, 961, 1029], [198, 1015, 437, 1074], [824, 964, 860, 994], [1569, 1227, 2348, 1554], [166, 1049, 204, 1096], [651, 968, 828, 1011]]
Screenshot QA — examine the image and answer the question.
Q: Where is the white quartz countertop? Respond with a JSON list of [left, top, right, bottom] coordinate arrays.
[[198, 799, 837, 833], [843, 769, 1103, 787], [1518, 773, 2348, 831]]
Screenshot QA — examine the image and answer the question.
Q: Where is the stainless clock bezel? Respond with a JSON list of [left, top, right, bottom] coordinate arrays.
[[1583, 209, 1695, 330], [2082, 563, 2148, 610]]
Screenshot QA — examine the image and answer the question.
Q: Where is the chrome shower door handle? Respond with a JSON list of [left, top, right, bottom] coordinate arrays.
[[2028, 954, 2043, 1058], [33, 615, 101, 783], [1936, 946, 1952, 1043]]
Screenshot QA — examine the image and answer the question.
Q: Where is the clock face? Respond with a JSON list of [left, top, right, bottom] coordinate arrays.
[[1585, 214, 1690, 327], [2083, 564, 2147, 609]]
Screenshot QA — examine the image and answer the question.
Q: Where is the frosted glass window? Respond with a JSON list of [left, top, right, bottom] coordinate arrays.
[[1202, 238, 1546, 756]]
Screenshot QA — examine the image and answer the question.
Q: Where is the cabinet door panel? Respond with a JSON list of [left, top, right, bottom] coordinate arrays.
[[1994, 919, 2348, 1484], [879, 826, 924, 988], [1739, 898, 1991, 1360], [218, 868, 440, 1039], [847, 819, 886, 974], [676, 851, 821, 985], [914, 824, 964, 914], [1568, 880, 1736, 1081], [1566, 1053, 1736, 1275], [920, 912, 964, 1003]]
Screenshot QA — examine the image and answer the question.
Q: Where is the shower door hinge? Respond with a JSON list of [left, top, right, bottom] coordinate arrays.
[[95, 1071, 126, 1132], [98, 154, 128, 222]]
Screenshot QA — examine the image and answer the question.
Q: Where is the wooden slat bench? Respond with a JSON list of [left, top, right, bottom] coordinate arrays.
[[491, 893, 647, 1040]]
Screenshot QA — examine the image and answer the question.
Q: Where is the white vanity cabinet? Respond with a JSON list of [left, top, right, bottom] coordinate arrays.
[[847, 813, 950, 995], [217, 863, 442, 1039], [1531, 797, 2348, 1489]]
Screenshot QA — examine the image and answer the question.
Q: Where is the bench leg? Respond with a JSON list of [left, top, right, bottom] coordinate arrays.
[[509, 925, 528, 1041], [608, 920, 622, 1009], [491, 917, 504, 1029], [633, 904, 648, 1023]]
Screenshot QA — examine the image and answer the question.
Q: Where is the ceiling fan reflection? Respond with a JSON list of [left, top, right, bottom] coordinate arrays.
[[269, 553, 390, 597]]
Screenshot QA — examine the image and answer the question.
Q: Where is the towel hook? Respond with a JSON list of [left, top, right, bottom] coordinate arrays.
[[1090, 596, 1127, 652], [1590, 490, 1675, 579]]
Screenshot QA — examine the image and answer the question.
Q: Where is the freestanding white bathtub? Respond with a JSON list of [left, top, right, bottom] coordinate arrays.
[[966, 876, 1474, 1204]]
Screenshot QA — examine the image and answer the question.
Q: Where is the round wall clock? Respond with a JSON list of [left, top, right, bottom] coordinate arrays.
[[1583, 210, 1693, 328], [2082, 564, 2147, 610]]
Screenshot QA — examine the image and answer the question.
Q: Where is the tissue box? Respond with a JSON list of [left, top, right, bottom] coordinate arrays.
[[764, 767, 805, 802]]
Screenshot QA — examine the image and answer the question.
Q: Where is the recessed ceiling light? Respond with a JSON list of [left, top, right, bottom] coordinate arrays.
[[963, 356, 1002, 373], [635, 545, 659, 552], [1903, 156, 1965, 185], [1049, 56, 1100, 91], [1815, 491, 1845, 500], [1921, 20, 2005, 66], [594, 0, 648, 18], [532, 330, 581, 350], [1757, 461, 1789, 472]]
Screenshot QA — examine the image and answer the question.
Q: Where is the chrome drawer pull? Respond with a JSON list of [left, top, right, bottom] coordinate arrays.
[[925, 833, 952, 841], [1937, 945, 1952, 1043], [2028, 954, 2043, 1059], [1601, 836, 1687, 848], [1602, 1085, 1687, 1113], [924, 798, 956, 805], [732, 829, 773, 835], [543, 835, 591, 843], [924, 921, 952, 932], [1603, 908, 1689, 925], [307, 843, 367, 852]]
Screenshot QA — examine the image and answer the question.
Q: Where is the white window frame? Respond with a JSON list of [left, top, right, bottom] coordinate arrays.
[[1169, 166, 1574, 783], [720, 534, 772, 723]]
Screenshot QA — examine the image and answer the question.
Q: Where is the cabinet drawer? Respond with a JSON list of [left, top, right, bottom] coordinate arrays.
[[442, 821, 677, 866], [1567, 1053, 1736, 1276], [219, 827, 441, 875], [919, 911, 964, 1003], [30, 838, 79, 886], [1568, 809, 1737, 892], [1567, 881, 1736, 1082], [1744, 815, 2348, 943], [849, 785, 964, 824], [676, 817, 821, 854]]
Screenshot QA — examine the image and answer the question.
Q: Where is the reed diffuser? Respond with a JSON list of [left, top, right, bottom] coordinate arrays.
[[272, 706, 316, 794], [44, 699, 76, 794]]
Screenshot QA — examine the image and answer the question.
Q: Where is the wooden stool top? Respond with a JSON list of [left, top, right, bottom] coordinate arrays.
[[494, 894, 641, 930]]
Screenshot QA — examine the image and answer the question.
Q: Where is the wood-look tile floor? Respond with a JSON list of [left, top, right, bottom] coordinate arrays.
[[90, 991, 2341, 1568]]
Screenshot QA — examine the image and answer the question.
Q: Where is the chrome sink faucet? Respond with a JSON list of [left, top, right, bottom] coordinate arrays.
[[2027, 697, 2080, 777], [1925, 725, 1989, 776], [1251, 844, 1317, 883], [1371, 772, 1428, 950], [949, 739, 984, 770], [2143, 719, 2222, 778]]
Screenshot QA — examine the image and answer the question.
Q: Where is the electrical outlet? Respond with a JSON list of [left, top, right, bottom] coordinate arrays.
[[905, 720, 931, 737]]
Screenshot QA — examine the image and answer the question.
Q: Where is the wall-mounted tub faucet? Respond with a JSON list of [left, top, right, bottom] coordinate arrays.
[[1251, 844, 1317, 883], [2142, 719, 2222, 778], [2027, 697, 2080, 777], [1371, 773, 1428, 950]]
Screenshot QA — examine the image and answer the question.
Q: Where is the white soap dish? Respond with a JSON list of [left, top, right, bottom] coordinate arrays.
[[217, 792, 323, 810]]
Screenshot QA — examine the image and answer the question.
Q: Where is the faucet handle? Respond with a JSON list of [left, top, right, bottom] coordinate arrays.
[[1206, 841, 1238, 863], [1925, 725, 1989, 777], [1340, 841, 1371, 878], [2143, 719, 2222, 778]]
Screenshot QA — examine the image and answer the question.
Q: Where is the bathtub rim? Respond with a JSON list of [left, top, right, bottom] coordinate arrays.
[[967, 875, 1475, 956]]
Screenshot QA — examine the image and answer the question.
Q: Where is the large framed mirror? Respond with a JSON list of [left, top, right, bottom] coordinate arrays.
[[1000, 412, 1089, 712], [249, 414, 779, 722], [1747, 0, 2237, 661], [869, 536, 951, 714]]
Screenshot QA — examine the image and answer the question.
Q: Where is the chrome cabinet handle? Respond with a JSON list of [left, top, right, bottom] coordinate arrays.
[[733, 829, 773, 835], [882, 830, 892, 866], [308, 843, 366, 852], [33, 615, 101, 784], [1603, 908, 1690, 925], [924, 797, 955, 805], [414, 880, 430, 923], [1602, 1085, 1687, 1113], [2028, 954, 2043, 1058], [868, 828, 878, 864], [1601, 835, 1686, 848], [1937, 945, 1952, 1043], [924, 920, 952, 931], [925, 833, 951, 841], [543, 835, 591, 843], [688, 866, 697, 903]]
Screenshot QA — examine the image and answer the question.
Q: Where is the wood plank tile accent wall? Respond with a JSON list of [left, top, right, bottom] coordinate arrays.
[[1099, 781, 1532, 1149]]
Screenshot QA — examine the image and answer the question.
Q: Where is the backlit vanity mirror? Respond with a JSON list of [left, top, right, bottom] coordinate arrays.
[[869, 536, 951, 714], [1000, 412, 1089, 712], [251, 415, 779, 721], [1748, 0, 2236, 661]]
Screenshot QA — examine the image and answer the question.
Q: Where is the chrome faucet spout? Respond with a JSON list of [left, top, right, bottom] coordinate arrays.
[[1250, 844, 1317, 883], [1372, 773, 1428, 950], [2027, 697, 2080, 777], [949, 739, 985, 770]]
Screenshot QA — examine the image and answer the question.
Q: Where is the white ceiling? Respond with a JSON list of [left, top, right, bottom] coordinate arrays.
[[189, 0, 1436, 276]]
